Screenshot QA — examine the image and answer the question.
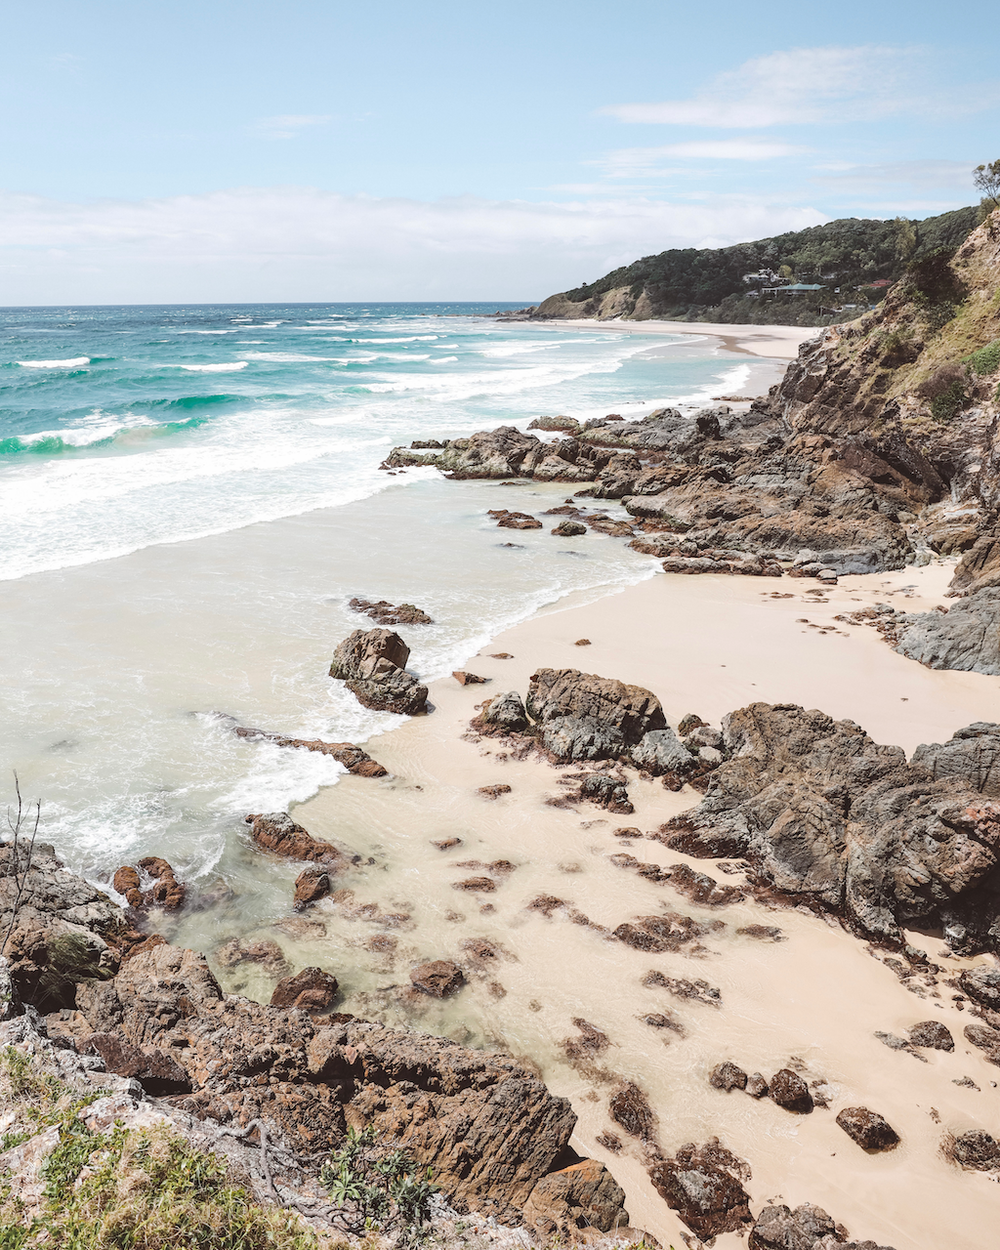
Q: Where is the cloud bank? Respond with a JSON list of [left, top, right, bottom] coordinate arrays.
[[0, 186, 828, 304]]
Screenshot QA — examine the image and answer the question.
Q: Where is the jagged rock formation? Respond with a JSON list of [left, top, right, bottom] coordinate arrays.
[[658, 702, 1000, 953], [231, 721, 389, 776], [0, 846, 624, 1226], [329, 627, 428, 716], [245, 811, 360, 874]]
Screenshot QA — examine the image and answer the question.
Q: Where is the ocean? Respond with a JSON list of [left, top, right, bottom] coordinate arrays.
[[0, 301, 767, 899]]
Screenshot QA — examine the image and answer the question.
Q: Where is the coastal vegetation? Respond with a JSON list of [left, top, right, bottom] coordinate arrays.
[[532, 206, 979, 325]]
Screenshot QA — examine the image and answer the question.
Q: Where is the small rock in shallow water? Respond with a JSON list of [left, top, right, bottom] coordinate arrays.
[[949, 1129, 1000, 1169], [908, 1020, 954, 1050], [453, 671, 487, 685], [432, 837, 462, 850], [551, 520, 587, 537], [477, 783, 512, 800], [409, 960, 465, 998], [769, 1068, 813, 1113], [746, 1072, 769, 1098], [709, 1062, 747, 1091], [270, 966, 339, 1014], [609, 1081, 657, 1141], [293, 867, 330, 910]]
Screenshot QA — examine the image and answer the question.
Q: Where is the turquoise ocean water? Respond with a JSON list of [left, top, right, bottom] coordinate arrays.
[[0, 302, 766, 882]]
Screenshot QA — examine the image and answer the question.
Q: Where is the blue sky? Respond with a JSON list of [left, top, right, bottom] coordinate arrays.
[[1, 0, 997, 302]]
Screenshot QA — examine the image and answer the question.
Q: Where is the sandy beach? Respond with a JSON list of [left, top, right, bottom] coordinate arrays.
[[532, 318, 821, 361], [290, 560, 1000, 1250]]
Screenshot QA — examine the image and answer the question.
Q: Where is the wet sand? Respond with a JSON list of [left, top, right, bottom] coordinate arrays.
[[289, 562, 1000, 1250]]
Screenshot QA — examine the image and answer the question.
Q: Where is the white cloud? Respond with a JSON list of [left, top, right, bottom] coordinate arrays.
[[601, 139, 805, 177], [0, 186, 828, 303], [603, 45, 994, 128], [811, 159, 976, 193], [253, 114, 332, 140]]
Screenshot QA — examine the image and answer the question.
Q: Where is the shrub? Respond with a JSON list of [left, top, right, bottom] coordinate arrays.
[[321, 1126, 437, 1243], [965, 341, 1000, 376]]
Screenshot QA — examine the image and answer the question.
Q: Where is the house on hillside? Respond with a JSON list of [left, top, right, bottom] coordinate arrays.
[[761, 282, 826, 299]]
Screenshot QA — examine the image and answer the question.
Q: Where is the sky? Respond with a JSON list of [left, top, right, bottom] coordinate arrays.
[[1, 0, 998, 303]]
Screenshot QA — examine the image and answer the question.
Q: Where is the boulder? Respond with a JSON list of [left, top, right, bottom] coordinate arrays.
[[527, 668, 666, 746], [232, 724, 389, 777], [245, 812, 358, 873], [383, 425, 548, 479], [894, 589, 1000, 676], [492, 509, 543, 530], [523, 1158, 629, 1237], [835, 1107, 899, 1152], [609, 1082, 656, 1142], [477, 690, 529, 735], [648, 1141, 752, 1241], [453, 671, 486, 685], [577, 773, 633, 813], [551, 520, 587, 537], [113, 858, 184, 911], [911, 723, 1000, 795], [748, 1202, 839, 1250], [631, 727, 699, 779], [541, 716, 626, 763], [270, 967, 339, 1013], [349, 598, 433, 625], [709, 1062, 748, 1092], [907, 1020, 954, 1050], [657, 703, 1000, 952], [410, 960, 466, 997], [769, 1069, 813, 1113], [329, 628, 428, 715], [112, 866, 143, 908], [746, 1072, 769, 1098], [950, 1129, 1000, 1169], [293, 867, 331, 910], [958, 963, 1000, 1009]]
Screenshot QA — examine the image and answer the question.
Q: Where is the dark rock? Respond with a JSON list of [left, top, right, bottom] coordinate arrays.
[[523, 1158, 629, 1236], [748, 1202, 839, 1250], [410, 960, 465, 997], [907, 1020, 954, 1050], [835, 1106, 900, 1151], [615, 911, 719, 954], [453, 877, 497, 893], [527, 668, 666, 747], [270, 967, 339, 1013], [963, 1021, 1000, 1062], [643, 970, 721, 1006], [648, 1140, 752, 1241], [453, 671, 486, 685], [293, 867, 331, 910], [958, 963, 1000, 1009], [678, 714, 706, 736], [562, 1018, 609, 1062], [709, 1062, 748, 1091], [630, 727, 699, 778], [86, 1032, 192, 1095], [492, 509, 543, 530], [738, 924, 785, 941], [667, 862, 743, 906], [950, 1129, 1000, 1169], [656, 702, 1000, 952], [542, 716, 627, 763], [746, 1072, 769, 1098], [329, 628, 428, 716], [609, 1081, 657, 1141], [551, 520, 587, 537], [574, 638, 591, 646], [349, 597, 433, 625], [245, 812, 357, 873], [911, 722, 1000, 792], [894, 590, 1000, 676], [383, 425, 548, 479], [769, 1068, 813, 1113], [476, 690, 529, 735], [577, 773, 633, 813]]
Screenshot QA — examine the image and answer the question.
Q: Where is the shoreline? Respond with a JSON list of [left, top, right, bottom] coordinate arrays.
[[294, 558, 1000, 1250], [524, 317, 823, 361]]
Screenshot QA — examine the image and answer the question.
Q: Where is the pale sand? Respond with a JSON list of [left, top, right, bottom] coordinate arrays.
[[533, 318, 821, 360], [294, 561, 1000, 1250]]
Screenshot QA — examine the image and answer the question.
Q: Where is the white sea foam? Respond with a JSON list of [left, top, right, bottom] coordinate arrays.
[[16, 356, 90, 368], [178, 361, 249, 372], [174, 329, 239, 335]]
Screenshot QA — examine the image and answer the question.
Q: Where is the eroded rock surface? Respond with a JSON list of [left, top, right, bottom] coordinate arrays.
[[245, 812, 359, 874], [648, 1140, 752, 1241], [329, 628, 428, 716], [658, 702, 1000, 952]]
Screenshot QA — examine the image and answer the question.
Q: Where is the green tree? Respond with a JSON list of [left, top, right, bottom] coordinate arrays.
[[973, 160, 1000, 210]]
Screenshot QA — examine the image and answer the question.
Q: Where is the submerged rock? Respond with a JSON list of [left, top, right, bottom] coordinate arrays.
[[270, 966, 339, 1013], [349, 597, 433, 625], [769, 1068, 813, 1113], [245, 812, 358, 874], [409, 960, 466, 997], [648, 1140, 752, 1241]]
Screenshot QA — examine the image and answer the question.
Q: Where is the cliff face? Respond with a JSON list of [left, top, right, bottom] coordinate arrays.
[[768, 210, 1000, 582]]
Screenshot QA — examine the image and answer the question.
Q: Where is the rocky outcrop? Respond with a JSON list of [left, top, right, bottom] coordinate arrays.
[[382, 426, 550, 479], [270, 966, 339, 1013], [648, 1140, 752, 1241], [522, 1158, 629, 1238], [748, 1203, 897, 1250], [349, 597, 433, 625], [892, 590, 1000, 675], [329, 628, 428, 716], [836, 1107, 899, 1152], [658, 703, 1000, 952], [232, 722, 388, 777], [293, 866, 331, 909], [911, 722, 1000, 794], [245, 812, 359, 873], [527, 667, 666, 762], [113, 856, 185, 911]]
